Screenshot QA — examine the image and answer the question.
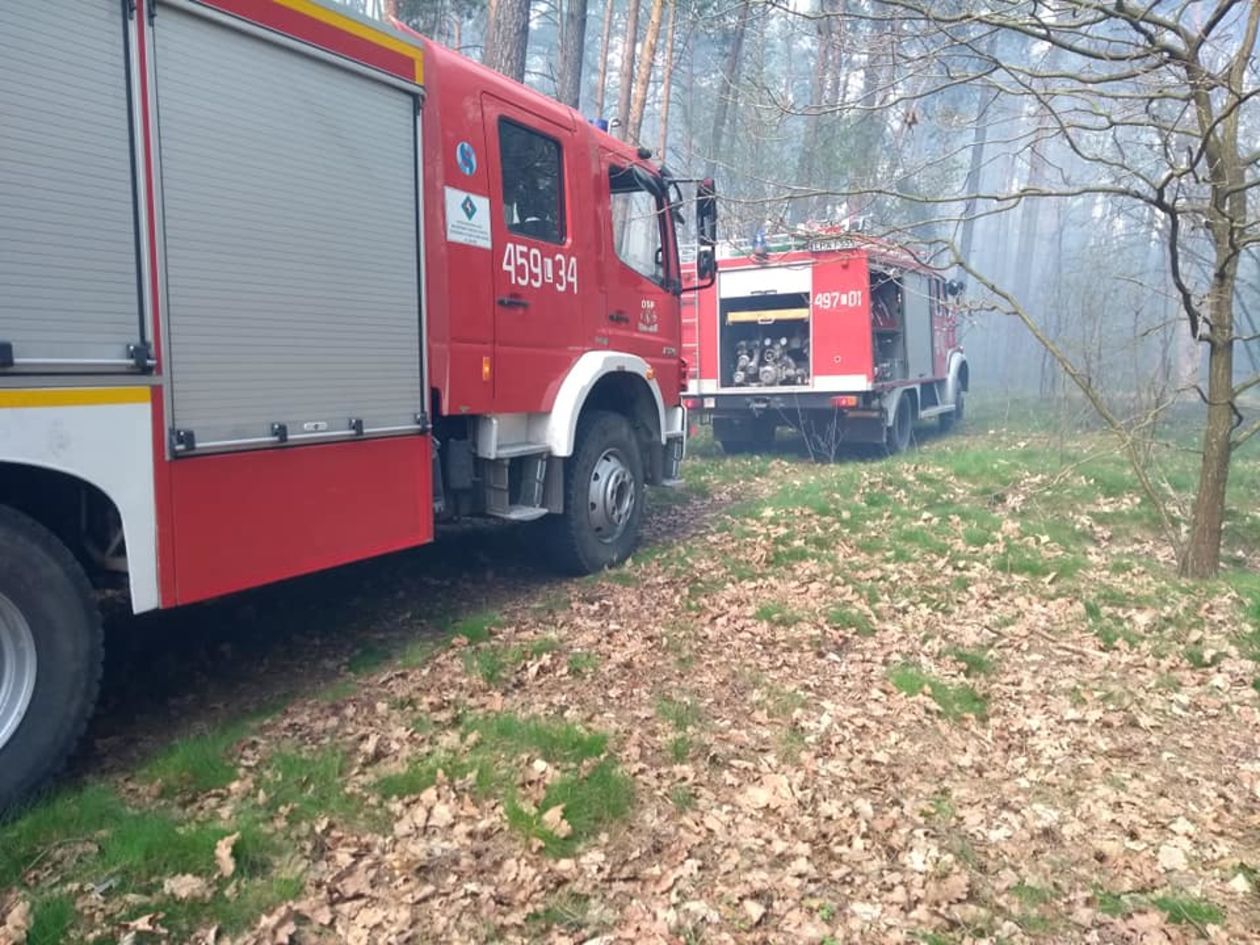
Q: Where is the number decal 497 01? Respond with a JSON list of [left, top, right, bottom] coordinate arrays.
[[813, 289, 863, 309], [502, 242, 579, 293]]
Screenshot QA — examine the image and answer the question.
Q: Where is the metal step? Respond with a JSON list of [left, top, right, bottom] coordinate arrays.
[[488, 505, 549, 522], [493, 441, 550, 459], [660, 477, 685, 488], [918, 404, 956, 419]]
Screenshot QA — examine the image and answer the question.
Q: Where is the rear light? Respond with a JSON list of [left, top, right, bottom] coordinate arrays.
[[830, 394, 859, 408], [683, 397, 701, 410]]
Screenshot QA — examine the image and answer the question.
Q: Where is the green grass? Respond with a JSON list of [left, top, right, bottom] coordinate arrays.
[[947, 646, 996, 678], [889, 664, 988, 720], [467, 712, 607, 764], [28, 895, 74, 945], [668, 734, 692, 763], [1183, 644, 1224, 669], [1011, 882, 1056, 907], [670, 786, 696, 811], [141, 723, 248, 797], [567, 651, 599, 675], [527, 891, 595, 932], [464, 637, 559, 685], [0, 783, 289, 942], [825, 604, 875, 636], [261, 748, 367, 826], [754, 601, 804, 626], [505, 759, 634, 857], [1152, 893, 1224, 926], [450, 611, 501, 643], [374, 751, 475, 799], [657, 696, 702, 731], [1, 784, 129, 887]]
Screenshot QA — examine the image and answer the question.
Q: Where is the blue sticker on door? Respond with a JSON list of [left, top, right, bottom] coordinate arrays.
[[456, 141, 477, 176]]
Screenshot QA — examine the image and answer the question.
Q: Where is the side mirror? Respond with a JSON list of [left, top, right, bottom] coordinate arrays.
[[945, 278, 965, 297], [696, 178, 717, 283]]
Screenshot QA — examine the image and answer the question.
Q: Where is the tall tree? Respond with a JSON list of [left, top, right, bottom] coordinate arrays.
[[615, 0, 642, 137], [484, 0, 530, 81], [656, 0, 678, 157], [703, 0, 752, 179], [593, 0, 616, 118], [627, 0, 666, 142], [556, 0, 589, 108]]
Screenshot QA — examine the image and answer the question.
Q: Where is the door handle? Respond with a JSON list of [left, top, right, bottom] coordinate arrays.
[[608, 310, 630, 324], [497, 295, 529, 309]]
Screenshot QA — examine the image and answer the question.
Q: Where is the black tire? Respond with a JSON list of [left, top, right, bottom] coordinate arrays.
[[0, 506, 103, 815], [885, 395, 914, 455], [547, 411, 646, 574], [940, 389, 964, 433], [716, 416, 775, 456]]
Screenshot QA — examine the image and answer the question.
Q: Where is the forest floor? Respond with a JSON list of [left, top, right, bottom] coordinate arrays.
[[3, 402, 1260, 945]]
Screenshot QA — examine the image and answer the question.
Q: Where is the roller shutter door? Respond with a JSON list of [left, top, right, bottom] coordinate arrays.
[[0, 0, 143, 370], [154, 5, 422, 449]]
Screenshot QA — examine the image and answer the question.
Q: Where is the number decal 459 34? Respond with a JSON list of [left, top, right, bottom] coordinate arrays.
[[502, 242, 579, 293]]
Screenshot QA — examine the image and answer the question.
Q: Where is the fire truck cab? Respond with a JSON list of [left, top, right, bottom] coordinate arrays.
[[683, 232, 967, 456], [0, 0, 713, 808]]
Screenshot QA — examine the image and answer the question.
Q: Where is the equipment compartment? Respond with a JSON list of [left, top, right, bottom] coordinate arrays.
[[718, 291, 811, 388]]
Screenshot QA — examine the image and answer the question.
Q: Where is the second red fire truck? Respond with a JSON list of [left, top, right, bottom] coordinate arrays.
[[0, 0, 715, 808], [682, 230, 968, 456]]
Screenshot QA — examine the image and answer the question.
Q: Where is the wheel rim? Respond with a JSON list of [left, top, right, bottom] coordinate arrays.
[[0, 592, 37, 752], [587, 447, 636, 544]]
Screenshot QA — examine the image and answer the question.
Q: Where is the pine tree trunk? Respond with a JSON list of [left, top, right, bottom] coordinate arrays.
[[556, 0, 589, 107], [702, 0, 751, 179], [615, 0, 642, 138], [655, 0, 678, 157], [484, 0, 530, 82], [593, 0, 615, 118], [627, 0, 666, 143]]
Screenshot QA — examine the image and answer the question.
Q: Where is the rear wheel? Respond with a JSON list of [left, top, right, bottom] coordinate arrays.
[[885, 395, 914, 455], [0, 507, 103, 813], [547, 411, 645, 574], [939, 388, 965, 433]]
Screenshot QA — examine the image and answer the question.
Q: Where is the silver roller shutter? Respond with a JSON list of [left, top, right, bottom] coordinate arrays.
[[154, 5, 422, 449], [0, 0, 144, 370]]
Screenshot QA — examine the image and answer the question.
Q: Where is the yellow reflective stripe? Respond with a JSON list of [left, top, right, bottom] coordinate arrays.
[[272, 0, 425, 83], [0, 387, 150, 409]]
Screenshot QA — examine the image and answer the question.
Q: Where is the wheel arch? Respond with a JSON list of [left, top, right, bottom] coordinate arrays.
[[882, 385, 919, 427], [948, 353, 970, 403], [546, 352, 668, 458], [0, 459, 158, 613]]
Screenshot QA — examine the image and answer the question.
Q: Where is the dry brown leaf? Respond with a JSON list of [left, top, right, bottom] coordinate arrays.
[[1, 898, 31, 945], [120, 913, 166, 934], [162, 874, 211, 901], [215, 832, 239, 879], [925, 872, 970, 905], [741, 899, 767, 926], [1156, 844, 1188, 872], [541, 804, 573, 839]]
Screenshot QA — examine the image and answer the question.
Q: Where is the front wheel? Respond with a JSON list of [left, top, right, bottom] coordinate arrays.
[[547, 411, 645, 574], [0, 507, 104, 813]]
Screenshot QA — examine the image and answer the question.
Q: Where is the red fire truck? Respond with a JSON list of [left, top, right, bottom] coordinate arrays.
[[682, 231, 967, 455], [0, 0, 714, 807]]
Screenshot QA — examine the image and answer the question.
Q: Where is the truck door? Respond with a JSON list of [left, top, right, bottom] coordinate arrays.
[[482, 96, 581, 412], [601, 155, 680, 394]]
